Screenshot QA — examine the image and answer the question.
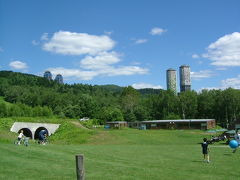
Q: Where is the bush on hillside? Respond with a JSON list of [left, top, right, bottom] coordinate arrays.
[[80, 119, 100, 128]]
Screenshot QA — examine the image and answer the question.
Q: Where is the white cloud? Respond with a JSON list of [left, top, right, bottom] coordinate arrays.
[[216, 67, 227, 71], [80, 51, 121, 69], [221, 75, 240, 89], [192, 54, 199, 59], [104, 31, 113, 35], [32, 40, 39, 46], [132, 83, 162, 89], [199, 74, 240, 90], [48, 65, 148, 81], [42, 31, 115, 55], [47, 67, 98, 80], [135, 39, 148, 44], [78, 51, 148, 77], [191, 70, 215, 80], [131, 61, 141, 65], [150, 27, 167, 35], [43, 31, 149, 81], [105, 66, 148, 76], [203, 32, 240, 66], [41, 33, 49, 41], [9, 61, 28, 70]]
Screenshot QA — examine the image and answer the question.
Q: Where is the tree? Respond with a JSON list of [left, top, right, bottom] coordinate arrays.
[[8, 105, 23, 117], [120, 86, 140, 121], [178, 91, 198, 119], [76, 94, 98, 118], [144, 90, 179, 120], [197, 89, 215, 119], [134, 105, 150, 121], [100, 106, 124, 123], [221, 88, 240, 127], [63, 105, 77, 118], [165, 113, 181, 120], [0, 102, 8, 117]]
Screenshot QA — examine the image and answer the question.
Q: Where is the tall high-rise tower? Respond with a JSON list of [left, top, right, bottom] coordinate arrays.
[[55, 74, 63, 84], [179, 65, 191, 92], [43, 71, 52, 80], [166, 68, 177, 94]]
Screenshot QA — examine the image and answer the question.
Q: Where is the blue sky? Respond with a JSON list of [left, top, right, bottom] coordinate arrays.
[[1, 0, 240, 91]]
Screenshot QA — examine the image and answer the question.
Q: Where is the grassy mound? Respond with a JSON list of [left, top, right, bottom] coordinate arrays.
[[50, 121, 95, 144], [0, 117, 96, 144]]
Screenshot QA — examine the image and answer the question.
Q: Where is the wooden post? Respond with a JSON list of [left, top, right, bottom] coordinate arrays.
[[76, 154, 85, 180]]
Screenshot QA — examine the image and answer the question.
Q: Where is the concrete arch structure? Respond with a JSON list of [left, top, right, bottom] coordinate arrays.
[[34, 127, 49, 139], [10, 122, 60, 139], [18, 128, 33, 138]]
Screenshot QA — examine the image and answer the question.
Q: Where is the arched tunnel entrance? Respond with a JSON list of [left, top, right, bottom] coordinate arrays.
[[34, 127, 49, 139], [18, 128, 32, 139]]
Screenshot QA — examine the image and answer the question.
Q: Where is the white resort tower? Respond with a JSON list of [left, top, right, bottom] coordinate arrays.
[[55, 74, 63, 84], [166, 68, 177, 94], [43, 71, 52, 80], [179, 65, 191, 92]]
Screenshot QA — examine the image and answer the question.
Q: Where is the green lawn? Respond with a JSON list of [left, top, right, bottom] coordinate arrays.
[[0, 129, 240, 180]]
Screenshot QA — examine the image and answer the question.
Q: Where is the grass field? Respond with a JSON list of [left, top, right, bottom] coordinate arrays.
[[0, 128, 240, 180]]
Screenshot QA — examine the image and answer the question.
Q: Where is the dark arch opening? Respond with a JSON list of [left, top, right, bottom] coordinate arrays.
[[34, 127, 49, 139], [18, 128, 32, 139]]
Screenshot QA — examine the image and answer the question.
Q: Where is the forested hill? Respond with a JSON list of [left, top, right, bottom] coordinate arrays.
[[1, 70, 240, 128], [0, 71, 162, 123], [99, 85, 162, 95], [0, 71, 123, 91], [0, 71, 54, 87], [0, 71, 126, 94], [0, 71, 161, 94]]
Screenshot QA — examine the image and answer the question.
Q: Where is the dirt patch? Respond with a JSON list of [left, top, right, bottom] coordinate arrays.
[[70, 121, 89, 129]]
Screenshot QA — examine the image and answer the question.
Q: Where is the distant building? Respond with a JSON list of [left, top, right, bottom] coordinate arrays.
[[129, 119, 216, 130], [179, 65, 191, 92], [166, 68, 177, 94], [105, 121, 128, 129], [55, 74, 63, 84], [43, 71, 52, 80]]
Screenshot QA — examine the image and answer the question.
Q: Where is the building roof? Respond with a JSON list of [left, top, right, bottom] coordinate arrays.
[[141, 119, 215, 123], [167, 68, 176, 71], [180, 64, 190, 68]]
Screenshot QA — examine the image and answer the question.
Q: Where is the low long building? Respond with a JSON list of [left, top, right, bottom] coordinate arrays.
[[129, 119, 216, 130], [105, 121, 128, 129]]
